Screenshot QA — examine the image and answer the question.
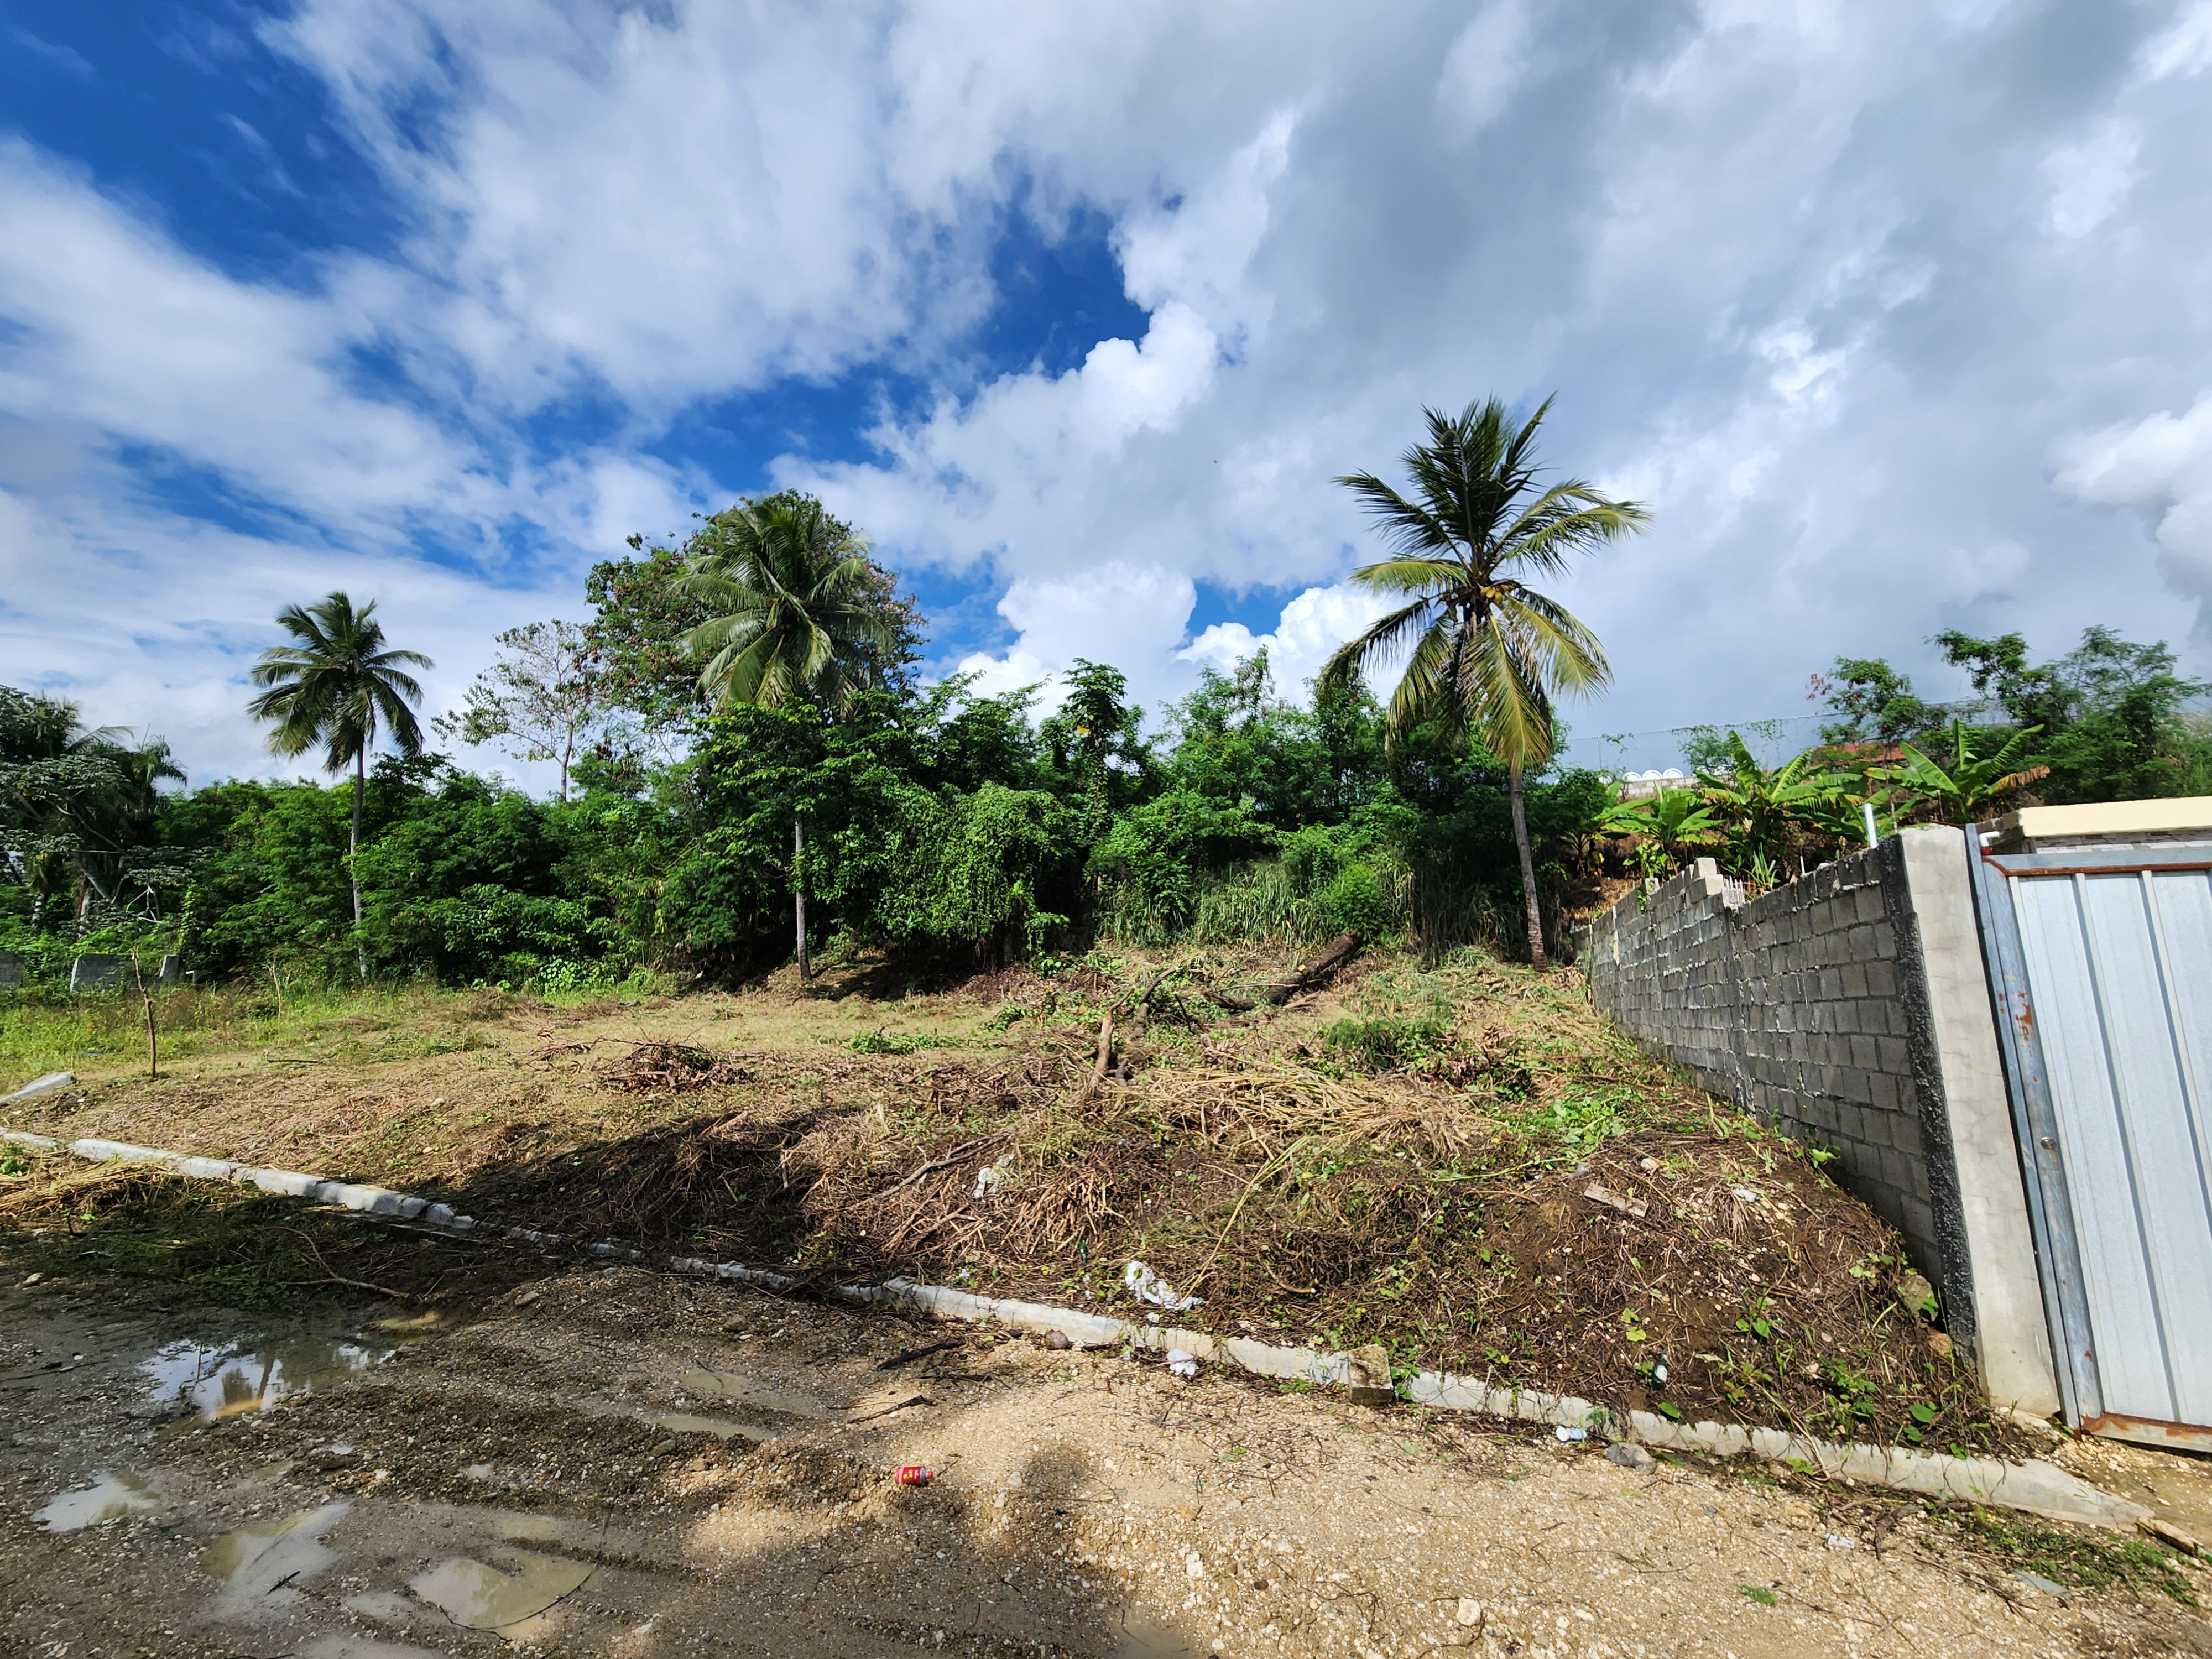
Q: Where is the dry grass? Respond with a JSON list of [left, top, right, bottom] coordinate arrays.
[[1, 943, 2015, 1455]]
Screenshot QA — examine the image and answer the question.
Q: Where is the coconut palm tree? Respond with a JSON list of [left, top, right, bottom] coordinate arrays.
[[677, 494, 895, 714], [677, 493, 897, 980], [246, 593, 433, 961], [1322, 396, 1648, 967]]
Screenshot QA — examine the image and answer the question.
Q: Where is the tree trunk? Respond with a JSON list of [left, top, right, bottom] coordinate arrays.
[[1510, 763, 1547, 971], [351, 742, 367, 980], [792, 816, 810, 982]]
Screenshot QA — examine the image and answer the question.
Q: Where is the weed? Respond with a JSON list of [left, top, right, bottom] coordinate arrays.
[[849, 1029, 943, 1056], [1324, 1015, 1449, 1071], [1942, 1506, 2198, 1604]]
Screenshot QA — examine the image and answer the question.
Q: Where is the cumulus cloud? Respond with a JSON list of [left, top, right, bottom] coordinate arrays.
[[4, 0, 2210, 785], [2054, 394, 2212, 622], [1180, 584, 1401, 693]]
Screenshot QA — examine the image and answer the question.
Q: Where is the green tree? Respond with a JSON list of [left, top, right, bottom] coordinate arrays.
[[0, 686, 184, 924], [1322, 395, 1648, 966], [677, 493, 907, 713], [435, 619, 618, 801], [1596, 785, 1723, 880], [1811, 657, 1933, 744], [673, 493, 923, 978], [1936, 625, 2209, 801], [245, 592, 434, 965]]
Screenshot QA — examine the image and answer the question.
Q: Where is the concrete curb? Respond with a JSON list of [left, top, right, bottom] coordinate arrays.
[[1, 1124, 2145, 1532]]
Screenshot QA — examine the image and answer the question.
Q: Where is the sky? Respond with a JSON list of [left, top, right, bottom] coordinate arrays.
[[3, 0, 2209, 789]]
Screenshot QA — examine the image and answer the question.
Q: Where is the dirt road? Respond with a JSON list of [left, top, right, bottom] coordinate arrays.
[[5, 1255, 2209, 1659]]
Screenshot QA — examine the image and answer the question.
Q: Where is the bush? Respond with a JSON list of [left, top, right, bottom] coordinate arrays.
[[1324, 1015, 1450, 1070]]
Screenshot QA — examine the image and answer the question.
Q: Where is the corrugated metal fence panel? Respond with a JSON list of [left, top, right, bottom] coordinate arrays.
[[2003, 862, 2212, 1434]]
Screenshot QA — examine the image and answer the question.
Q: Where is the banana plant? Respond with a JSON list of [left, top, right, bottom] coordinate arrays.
[[1878, 723, 2049, 825], [1694, 732, 1853, 866], [1598, 786, 1725, 864]]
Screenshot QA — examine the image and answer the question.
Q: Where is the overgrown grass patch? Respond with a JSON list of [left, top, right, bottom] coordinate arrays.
[[1940, 1505, 2199, 1604]]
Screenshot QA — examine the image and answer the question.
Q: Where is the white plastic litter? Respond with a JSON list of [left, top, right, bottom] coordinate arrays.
[[1731, 1186, 1761, 1203], [1165, 1348, 1199, 1380], [1825, 1533, 1858, 1551], [973, 1161, 1010, 1201], [1122, 1260, 1202, 1311], [1554, 1425, 1588, 1442]]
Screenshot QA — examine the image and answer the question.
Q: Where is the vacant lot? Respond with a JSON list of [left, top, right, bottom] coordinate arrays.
[[6, 948, 2211, 1656], [4, 946, 2000, 1450]]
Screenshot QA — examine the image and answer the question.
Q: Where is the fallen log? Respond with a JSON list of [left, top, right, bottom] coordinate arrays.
[[1261, 930, 1363, 1005]]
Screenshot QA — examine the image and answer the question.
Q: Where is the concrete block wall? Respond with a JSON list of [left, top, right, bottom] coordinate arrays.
[[1578, 827, 2059, 1413], [1582, 846, 1933, 1254]]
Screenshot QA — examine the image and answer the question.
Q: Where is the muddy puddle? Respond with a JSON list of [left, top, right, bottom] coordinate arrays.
[[32, 1469, 159, 1531], [143, 1332, 393, 1420], [200, 1501, 351, 1615], [410, 1549, 596, 1636]]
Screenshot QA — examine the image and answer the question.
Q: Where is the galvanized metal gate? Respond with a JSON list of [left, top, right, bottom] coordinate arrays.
[[1970, 843, 2212, 1450]]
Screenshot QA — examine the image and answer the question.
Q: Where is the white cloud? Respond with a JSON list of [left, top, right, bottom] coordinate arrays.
[[2140, 1, 2212, 80], [2053, 394, 2212, 619], [2043, 118, 2142, 239], [5, 0, 2211, 789], [953, 562, 1197, 713], [1436, 0, 1536, 135], [1180, 583, 1400, 693]]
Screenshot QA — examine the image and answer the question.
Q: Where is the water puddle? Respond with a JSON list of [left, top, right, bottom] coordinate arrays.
[[32, 1470, 158, 1531], [410, 1550, 594, 1636], [200, 1501, 351, 1614], [675, 1369, 835, 1419], [144, 1333, 392, 1420], [645, 1410, 779, 1442]]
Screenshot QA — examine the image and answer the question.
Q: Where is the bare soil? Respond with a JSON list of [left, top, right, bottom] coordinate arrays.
[[3, 1250, 2209, 1659]]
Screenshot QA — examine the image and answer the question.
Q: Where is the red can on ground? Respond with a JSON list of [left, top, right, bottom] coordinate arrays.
[[893, 1465, 934, 1486]]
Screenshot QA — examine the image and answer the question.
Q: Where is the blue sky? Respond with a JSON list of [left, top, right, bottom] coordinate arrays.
[[4, 1, 2211, 787]]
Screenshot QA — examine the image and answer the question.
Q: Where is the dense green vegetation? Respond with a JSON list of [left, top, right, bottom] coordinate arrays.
[[1604, 626, 2212, 893], [5, 470, 2203, 992]]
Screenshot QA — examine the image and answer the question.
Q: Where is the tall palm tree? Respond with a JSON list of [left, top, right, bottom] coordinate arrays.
[[676, 494, 895, 713], [677, 493, 896, 980], [1322, 396, 1648, 967], [246, 593, 433, 958]]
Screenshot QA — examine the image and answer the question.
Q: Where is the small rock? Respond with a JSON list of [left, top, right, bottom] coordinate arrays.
[[515, 1289, 542, 1307], [1638, 1157, 1659, 1173], [1927, 1331, 1954, 1358], [2140, 1516, 2203, 1556], [1898, 1271, 1938, 1318], [1344, 1343, 1394, 1407], [1605, 1442, 1653, 1473], [651, 1439, 677, 1455], [1455, 1598, 1483, 1627], [1042, 1330, 1072, 1350], [1185, 1554, 1207, 1581]]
